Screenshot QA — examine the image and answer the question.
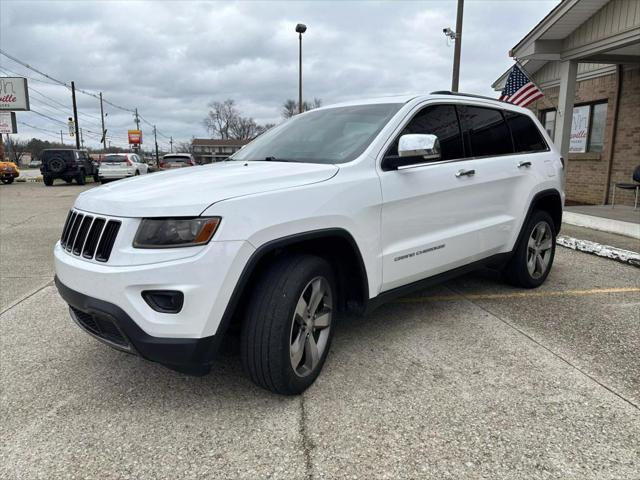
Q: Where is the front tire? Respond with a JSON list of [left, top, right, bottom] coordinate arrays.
[[241, 254, 336, 395], [76, 171, 86, 185], [43, 176, 53, 186], [503, 210, 556, 288]]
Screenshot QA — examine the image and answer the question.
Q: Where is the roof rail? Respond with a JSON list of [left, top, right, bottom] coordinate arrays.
[[430, 90, 503, 103]]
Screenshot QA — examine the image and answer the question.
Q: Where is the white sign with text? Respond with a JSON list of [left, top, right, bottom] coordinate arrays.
[[0, 77, 30, 111], [569, 105, 590, 153]]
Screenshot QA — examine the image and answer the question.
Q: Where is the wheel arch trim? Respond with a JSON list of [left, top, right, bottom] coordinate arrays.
[[216, 228, 369, 336]]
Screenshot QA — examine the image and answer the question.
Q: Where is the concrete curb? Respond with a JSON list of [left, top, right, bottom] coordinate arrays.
[[563, 211, 639, 240], [557, 235, 640, 267]]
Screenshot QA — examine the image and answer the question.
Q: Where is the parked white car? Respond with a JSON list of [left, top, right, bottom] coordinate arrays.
[[159, 153, 196, 170], [98, 153, 149, 183], [54, 92, 564, 395]]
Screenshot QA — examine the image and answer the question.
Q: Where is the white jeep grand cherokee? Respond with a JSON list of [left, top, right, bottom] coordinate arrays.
[[55, 92, 564, 395]]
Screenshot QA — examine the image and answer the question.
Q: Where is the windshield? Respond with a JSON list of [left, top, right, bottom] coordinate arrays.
[[231, 103, 402, 164]]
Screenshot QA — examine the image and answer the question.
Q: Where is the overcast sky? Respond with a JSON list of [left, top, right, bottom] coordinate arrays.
[[1, 0, 558, 150]]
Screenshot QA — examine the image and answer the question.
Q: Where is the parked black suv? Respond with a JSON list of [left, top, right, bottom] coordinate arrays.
[[40, 149, 99, 186]]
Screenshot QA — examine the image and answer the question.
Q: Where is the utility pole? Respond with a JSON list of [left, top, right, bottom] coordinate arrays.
[[99, 92, 107, 151], [170, 136, 173, 153], [133, 108, 141, 153], [60, 130, 64, 145], [153, 125, 159, 167], [71, 81, 81, 149], [451, 0, 464, 92]]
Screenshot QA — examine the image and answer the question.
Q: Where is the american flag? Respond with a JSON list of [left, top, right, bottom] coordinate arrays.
[[499, 64, 544, 107]]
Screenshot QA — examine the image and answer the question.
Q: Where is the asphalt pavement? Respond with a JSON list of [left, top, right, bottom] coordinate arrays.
[[1, 182, 639, 479]]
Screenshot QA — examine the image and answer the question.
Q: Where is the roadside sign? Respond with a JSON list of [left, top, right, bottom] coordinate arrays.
[[68, 117, 75, 137], [0, 112, 17, 134], [0, 77, 30, 111], [128, 129, 142, 144]]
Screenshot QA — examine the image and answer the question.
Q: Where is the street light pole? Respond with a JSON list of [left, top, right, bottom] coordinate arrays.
[[295, 23, 307, 114], [451, 0, 464, 92]]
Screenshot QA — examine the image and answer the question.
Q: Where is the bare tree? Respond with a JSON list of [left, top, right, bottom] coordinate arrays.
[[203, 99, 239, 139], [230, 116, 259, 140], [176, 140, 193, 153], [256, 123, 277, 136], [4, 136, 28, 164], [282, 99, 298, 119], [281, 98, 323, 118]]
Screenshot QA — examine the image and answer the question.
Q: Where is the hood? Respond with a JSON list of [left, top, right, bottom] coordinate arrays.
[[75, 161, 339, 217]]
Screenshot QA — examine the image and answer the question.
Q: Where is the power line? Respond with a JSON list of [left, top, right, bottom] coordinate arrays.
[[1, 49, 174, 146]]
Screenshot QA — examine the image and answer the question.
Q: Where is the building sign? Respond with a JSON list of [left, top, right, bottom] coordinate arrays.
[[128, 130, 142, 144], [0, 77, 30, 111], [0, 112, 17, 134], [569, 105, 590, 153]]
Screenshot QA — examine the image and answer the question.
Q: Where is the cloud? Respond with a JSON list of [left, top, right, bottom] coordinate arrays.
[[0, 0, 558, 149]]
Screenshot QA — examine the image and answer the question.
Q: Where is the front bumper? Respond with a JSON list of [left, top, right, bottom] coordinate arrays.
[[1, 171, 18, 179], [54, 239, 253, 338], [56, 277, 219, 374]]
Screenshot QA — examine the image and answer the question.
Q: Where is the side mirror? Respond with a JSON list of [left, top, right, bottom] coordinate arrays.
[[398, 134, 440, 160]]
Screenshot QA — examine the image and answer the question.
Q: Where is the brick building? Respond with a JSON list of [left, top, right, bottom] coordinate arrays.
[[191, 138, 249, 164], [493, 0, 639, 206]]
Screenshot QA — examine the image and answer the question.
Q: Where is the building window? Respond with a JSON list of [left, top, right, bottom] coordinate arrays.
[[588, 102, 607, 152], [541, 110, 556, 141], [540, 101, 607, 153]]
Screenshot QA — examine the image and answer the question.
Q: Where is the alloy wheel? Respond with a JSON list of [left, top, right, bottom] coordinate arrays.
[[527, 221, 553, 279], [289, 276, 333, 377]]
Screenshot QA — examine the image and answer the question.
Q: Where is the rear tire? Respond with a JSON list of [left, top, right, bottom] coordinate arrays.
[[503, 210, 556, 288], [65, 178, 73, 184], [241, 254, 336, 395], [43, 176, 53, 186]]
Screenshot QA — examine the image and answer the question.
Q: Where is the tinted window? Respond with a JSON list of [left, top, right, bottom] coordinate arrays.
[[103, 155, 128, 163], [163, 155, 189, 164], [385, 104, 464, 161], [504, 111, 547, 152], [458, 106, 513, 157]]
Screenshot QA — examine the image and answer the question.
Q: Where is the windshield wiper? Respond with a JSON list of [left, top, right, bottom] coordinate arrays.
[[263, 156, 291, 162]]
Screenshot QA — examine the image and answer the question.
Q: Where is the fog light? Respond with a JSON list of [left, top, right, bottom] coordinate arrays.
[[142, 290, 184, 314]]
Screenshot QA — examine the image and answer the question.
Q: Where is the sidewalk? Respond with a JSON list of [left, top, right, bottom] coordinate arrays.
[[564, 205, 639, 240]]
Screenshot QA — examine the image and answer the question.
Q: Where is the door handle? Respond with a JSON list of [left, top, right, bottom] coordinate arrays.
[[518, 161, 532, 168], [455, 169, 475, 177]]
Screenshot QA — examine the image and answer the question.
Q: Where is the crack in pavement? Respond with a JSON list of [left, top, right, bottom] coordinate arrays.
[[299, 395, 313, 480], [449, 285, 639, 412], [0, 280, 54, 317]]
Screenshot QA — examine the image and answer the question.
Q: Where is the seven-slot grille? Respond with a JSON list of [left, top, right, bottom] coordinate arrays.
[[60, 210, 121, 262]]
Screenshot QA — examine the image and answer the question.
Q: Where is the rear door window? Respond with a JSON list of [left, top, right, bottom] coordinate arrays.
[[458, 105, 514, 157], [504, 111, 547, 153]]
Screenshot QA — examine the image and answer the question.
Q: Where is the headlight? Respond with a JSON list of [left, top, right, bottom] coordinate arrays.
[[133, 217, 221, 248]]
